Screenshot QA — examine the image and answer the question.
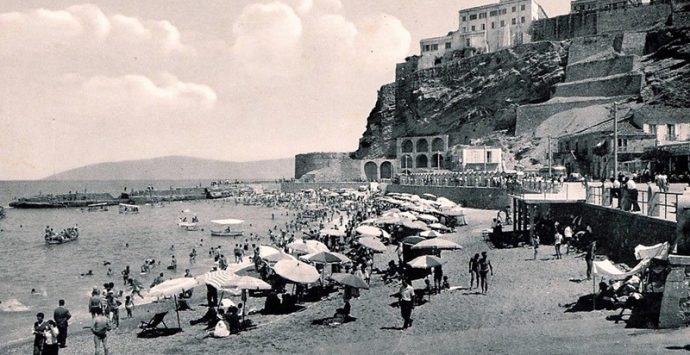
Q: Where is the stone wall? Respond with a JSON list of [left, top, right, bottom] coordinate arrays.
[[280, 182, 368, 193], [566, 54, 638, 82], [569, 35, 617, 64], [553, 72, 644, 97], [294, 152, 363, 181], [531, 11, 598, 42], [546, 203, 676, 265], [515, 97, 622, 136], [385, 184, 511, 210]]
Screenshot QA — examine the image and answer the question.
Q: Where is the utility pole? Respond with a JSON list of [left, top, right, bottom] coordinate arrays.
[[548, 136, 552, 177], [483, 146, 487, 171], [613, 102, 619, 178]]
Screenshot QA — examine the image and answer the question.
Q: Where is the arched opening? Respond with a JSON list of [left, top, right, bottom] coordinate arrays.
[[416, 139, 429, 152], [401, 140, 414, 153], [400, 155, 413, 169], [380, 161, 393, 179], [364, 161, 378, 181], [431, 153, 444, 169], [416, 154, 428, 168], [431, 137, 445, 152]]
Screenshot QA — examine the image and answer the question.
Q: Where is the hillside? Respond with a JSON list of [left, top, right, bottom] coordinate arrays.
[[45, 156, 294, 181]]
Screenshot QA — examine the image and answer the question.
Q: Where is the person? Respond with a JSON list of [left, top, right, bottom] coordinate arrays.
[[89, 289, 102, 318], [91, 308, 110, 355], [554, 230, 563, 260], [398, 279, 414, 330], [532, 234, 540, 260], [167, 256, 177, 271], [124, 296, 134, 318], [184, 269, 192, 278], [53, 299, 71, 348], [469, 254, 480, 289], [563, 224, 573, 254], [433, 265, 443, 292], [479, 252, 494, 295], [121, 266, 130, 286], [151, 273, 165, 288], [441, 276, 450, 291], [33, 312, 47, 355], [106, 293, 120, 328], [42, 320, 60, 355], [128, 278, 144, 299], [586, 240, 596, 280], [627, 178, 641, 212]]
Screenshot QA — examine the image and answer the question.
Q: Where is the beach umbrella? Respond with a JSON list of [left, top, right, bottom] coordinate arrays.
[[263, 251, 297, 263], [148, 277, 199, 329], [411, 238, 462, 250], [356, 225, 383, 237], [420, 230, 444, 238], [417, 214, 439, 223], [330, 273, 370, 290], [402, 220, 430, 231], [357, 237, 387, 253], [407, 255, 446, 269], [381, 208, 401, 215], [428, 223, 451, 232], [259, 245, 281, 259], [399, 212, 418, 220], [330, 252, 353, 264], [224, 275, 272, 291], [197, 270, 236, 290], [402, 236, 425, 245], [375, 215, 402, 225], [287, 240, 312, 254], [436, 197, 456, 208], [304, 251, 346, 264], [440, 208, 465, 217], [274, 259, 320, 284], [321, 229, 346, 237], [422, 193, 436, 200]]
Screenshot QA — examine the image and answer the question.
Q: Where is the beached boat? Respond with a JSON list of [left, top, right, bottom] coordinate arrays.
[[86, 202, 109, 212], [118, 203, 140, 214], [210, 219, 244, 237], [45, 228, 79, 245]]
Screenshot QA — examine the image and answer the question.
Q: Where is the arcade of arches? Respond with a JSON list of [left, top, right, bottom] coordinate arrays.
[[363, 160, 395, 181]]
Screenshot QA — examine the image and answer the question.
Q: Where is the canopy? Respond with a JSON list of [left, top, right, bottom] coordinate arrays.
[[593, 258, 651, 280], [357, 237, 387, 253], [411, 238, 462, 250], [634, 242, 670, 260], [210, 219, 244, 225], [320, 229, 346, 237], [149, 277, 199, 297], [330, 273, 369, 289], [402, 236, 425, 245], [407, 255, 446, 269], [420, 230, 444, 238], [356, 225, 383, 237], [197, 270, 236, 289], [428, 223, 451, 231], [273, 259, 320, 284]]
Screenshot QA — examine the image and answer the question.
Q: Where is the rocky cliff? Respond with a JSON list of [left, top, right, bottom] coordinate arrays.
[[353, 41, 569, 159]]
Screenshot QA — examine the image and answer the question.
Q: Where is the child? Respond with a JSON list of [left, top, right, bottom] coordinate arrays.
[[124, 296, 134, 318], [533, 235, 540, 260], [442, 276, 450, 291]]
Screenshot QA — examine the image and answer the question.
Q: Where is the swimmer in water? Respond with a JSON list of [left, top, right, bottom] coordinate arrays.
[[31, 288, 40, 295], [125, 243, 129, 248], [81, 270, 94, 277]]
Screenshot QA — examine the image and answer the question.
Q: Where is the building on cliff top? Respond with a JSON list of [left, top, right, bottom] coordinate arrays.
[[418, 0, 548, 70], [570, 0, 643, 13]]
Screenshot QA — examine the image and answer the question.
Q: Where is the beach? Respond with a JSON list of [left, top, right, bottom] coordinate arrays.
[[4, 206, 685, 355]]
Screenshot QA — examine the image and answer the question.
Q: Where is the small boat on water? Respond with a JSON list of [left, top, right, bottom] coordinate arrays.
[[178, 222, 200, 231], [86, 203, 109, 212], [45, 227, 79, 245], [119, 203, 140, 214], [210, 219, 244, 237]]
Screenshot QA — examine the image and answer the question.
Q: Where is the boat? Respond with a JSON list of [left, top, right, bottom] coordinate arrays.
[[118, 203, 140, 214], [210, 219, 244, 237], [178, 222, 199, 231], [86, 203, 109, 212], [9, 192, 122, 209], [45, 227, 79, 245]]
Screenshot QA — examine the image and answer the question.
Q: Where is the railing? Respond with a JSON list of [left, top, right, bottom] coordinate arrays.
[[585, 184, 682, 221]]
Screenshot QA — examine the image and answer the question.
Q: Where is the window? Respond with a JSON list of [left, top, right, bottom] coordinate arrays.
[[512, 6, 516, 12], [668, 124, 676, 140], [423, 45, 430, 52], [445, 42, 451, 49], [491, 22, 495, 29], [512, 18, 517, 25], [521, 4, 526, 11], [479, 12, 486, 19], [462, 27, 467, 33], [649, 124, 657, 135], [462, 16, 467, 22], [500, 20, 505, 27], [481, 24, 485, 30], [486, 151, 492, 163], [469, 14, 477, 20], [521, 16, 525, 23], [471, 25, 476, 31], [501, 9, 507, 15], [432, 44, 438, 51], [466, 38, 471, 46], [489, 10, 498, 16]]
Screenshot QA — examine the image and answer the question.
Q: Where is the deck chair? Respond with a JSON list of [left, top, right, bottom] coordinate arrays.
[[137, 312, 182, 338]]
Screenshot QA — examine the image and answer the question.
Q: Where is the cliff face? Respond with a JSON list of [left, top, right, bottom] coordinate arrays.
[[353, 41, 569, 159], [643, 28, 690, 107]]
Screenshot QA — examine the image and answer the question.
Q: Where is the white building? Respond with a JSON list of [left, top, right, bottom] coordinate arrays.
[[457, 146, 503, 172], [418, 0, 548, 70]]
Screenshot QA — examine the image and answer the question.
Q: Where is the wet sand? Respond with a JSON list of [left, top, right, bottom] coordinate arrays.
[[5, 207, 684, 355]]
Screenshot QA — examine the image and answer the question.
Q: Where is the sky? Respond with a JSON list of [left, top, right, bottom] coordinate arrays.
[[0, 0, 570, 180]]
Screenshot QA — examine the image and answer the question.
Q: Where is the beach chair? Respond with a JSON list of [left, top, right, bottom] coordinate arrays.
[[137, 312, 182, 338]]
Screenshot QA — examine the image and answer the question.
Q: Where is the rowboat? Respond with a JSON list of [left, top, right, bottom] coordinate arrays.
[[118, 203, 140, 214], [87, 203, 109, 212], [178, 221, 200, 231], [210, 219, 244, 237]]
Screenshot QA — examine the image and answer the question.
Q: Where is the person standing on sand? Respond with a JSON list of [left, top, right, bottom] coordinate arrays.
[[91, 308, 111, 355], [469, 254, 480, 289], [42, 320, 60, 355], [398, 279, 414, 330], [32, 312, 47, 355], [586, 240, 596, 280], [479, 252, 494, 295], [532, 235, 540, 260], [53, 299, 71, 348], [554, 230, 563, 259]]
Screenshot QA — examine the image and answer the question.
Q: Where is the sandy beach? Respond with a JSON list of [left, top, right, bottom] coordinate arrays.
[[5, 207, 686, 355]]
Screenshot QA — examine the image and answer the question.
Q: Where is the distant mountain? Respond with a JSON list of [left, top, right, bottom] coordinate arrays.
[[44, 156, 295, 181]]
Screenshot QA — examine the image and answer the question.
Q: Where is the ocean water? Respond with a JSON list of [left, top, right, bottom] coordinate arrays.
[[0, 180, 284, 346]]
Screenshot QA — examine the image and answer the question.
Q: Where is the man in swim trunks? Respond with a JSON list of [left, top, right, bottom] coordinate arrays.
[[91, 308, 111, 355], [469, 254, 480, 289], [479, 251, 494, 295]]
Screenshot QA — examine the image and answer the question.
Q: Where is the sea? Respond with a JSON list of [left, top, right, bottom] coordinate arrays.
[[0, 180, 285, 346]]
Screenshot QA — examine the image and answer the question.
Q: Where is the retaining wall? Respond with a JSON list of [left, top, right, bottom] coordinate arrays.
[[515, 97, 621, 136], [553, 72, 643, 97], [566, 55, 638, 82], [384, 184, 511, 210], [280, 182, 368, 193], [597, 4, 672, 34]]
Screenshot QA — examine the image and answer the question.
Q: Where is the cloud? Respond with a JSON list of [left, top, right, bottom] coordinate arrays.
[[0, 4, 194, 55]]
